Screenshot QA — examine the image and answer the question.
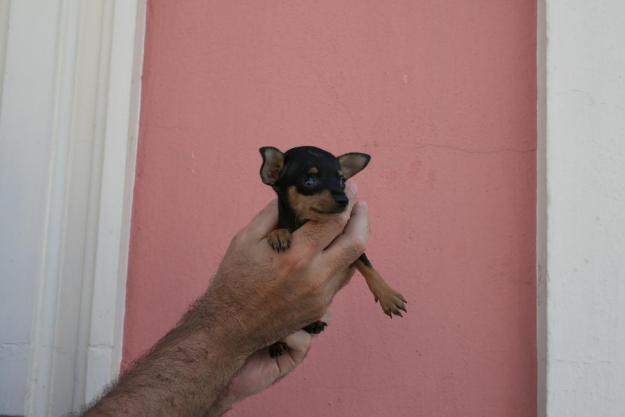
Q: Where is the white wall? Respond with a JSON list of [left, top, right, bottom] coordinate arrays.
[[542, 1, 625, 416]]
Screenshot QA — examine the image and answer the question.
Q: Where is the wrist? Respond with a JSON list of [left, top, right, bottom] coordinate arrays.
[[192, 289, 263, 358]]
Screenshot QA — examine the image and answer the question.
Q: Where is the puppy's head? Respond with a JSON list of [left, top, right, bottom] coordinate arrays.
[[259, 146, 370, 221]]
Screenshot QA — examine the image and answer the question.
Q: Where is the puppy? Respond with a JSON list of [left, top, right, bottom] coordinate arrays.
[[259, 146, 406, 357]]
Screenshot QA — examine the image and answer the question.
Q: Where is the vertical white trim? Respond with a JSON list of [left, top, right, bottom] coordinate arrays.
[[542, 1, 625, 416], [85, 0, 146, 404], [27, 2, 82, 415], [0, 1, 148, 415], [536, 1, 547, 416]]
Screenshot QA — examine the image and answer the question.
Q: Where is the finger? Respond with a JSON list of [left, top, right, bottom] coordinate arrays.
[[321, 265, 357, 304], [322, 201, 369, 274], [245, 199, 278, 240], [290, 182, 358, 255], [283, 330, 312, 353], [277, 330, 312, 372], [332, 265, 356, 294]]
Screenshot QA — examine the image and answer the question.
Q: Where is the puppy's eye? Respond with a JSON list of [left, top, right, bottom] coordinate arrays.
[[303, 175, 319, 188], [339, 176, 346, 189]]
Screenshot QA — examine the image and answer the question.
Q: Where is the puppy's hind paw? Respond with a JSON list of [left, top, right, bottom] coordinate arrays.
[[268, 341, 289, 358], [303, 321, 328, 334], [267, 229, 292, 252]]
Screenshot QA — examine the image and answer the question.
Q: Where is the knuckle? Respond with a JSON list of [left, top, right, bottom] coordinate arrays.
[[305, 279, 323, 296], [331, 213, 349, 229], [333, 241, 364, 267], [298, 228, 318, 246], [313, 300, 327, 317], [308, 290, 327, 315], [287, 251, 305, 267], [277, 260, 295, 277], [351, 236, 367, 254], [303, 276, 326, 299], [280, 252, 308, 274], [232, 229, 249, 245]]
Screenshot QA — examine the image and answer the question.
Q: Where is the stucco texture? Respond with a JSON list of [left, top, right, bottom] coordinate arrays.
[[124, 1, 536, 416]]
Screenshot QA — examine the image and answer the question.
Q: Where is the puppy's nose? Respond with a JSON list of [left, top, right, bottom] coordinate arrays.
[[334, 194, 349, 207]]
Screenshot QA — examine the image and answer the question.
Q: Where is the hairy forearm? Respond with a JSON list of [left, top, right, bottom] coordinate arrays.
[[204, 396, 233, 417], [84, 294, 249, 417], [83, 193, 367, 417]]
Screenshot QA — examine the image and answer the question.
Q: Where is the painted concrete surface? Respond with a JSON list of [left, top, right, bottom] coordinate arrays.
[[124, 1, 536, 416], [543, 1, 625, 416]]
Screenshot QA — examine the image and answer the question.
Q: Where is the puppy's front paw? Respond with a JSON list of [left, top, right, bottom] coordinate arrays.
[[267, 229, 291, 252]]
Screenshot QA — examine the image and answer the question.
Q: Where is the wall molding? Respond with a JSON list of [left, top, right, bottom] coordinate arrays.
[[84, 0, 146, 405], [18, 1, 146, 415]]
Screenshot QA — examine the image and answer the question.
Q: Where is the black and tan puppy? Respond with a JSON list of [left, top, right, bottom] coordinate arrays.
[[259, 146, 407, 357]]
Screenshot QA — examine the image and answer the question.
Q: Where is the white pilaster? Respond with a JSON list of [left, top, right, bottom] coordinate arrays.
[[541, 1, 625, 416], [0, 1, 145, 415]]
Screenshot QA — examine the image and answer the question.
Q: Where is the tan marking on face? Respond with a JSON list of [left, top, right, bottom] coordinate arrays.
[[287, 186, 336, 222], [307, 167, 319, 174]]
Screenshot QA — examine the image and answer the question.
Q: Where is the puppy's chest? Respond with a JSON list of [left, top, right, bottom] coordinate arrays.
[[277, 204, 307, 233]]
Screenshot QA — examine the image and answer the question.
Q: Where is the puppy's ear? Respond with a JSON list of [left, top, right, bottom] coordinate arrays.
[[337, 152, 371, 179], [259, 147, 285, 185]]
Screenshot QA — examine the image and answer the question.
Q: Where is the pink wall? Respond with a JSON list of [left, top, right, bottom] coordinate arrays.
[[124, 1, 536, 416]]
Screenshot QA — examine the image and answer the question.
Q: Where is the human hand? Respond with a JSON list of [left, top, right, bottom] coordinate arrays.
[[206, 312, 334, 416], [206, 182, 368, 357], [84, 185, 367, 417]]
